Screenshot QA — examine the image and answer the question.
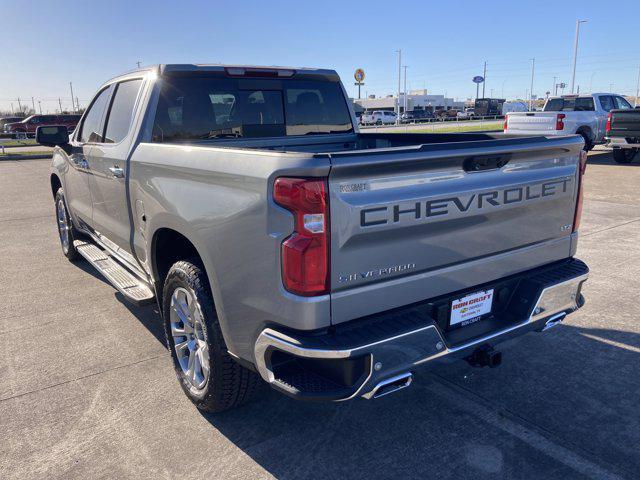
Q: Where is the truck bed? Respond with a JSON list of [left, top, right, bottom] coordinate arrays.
[[177, 131, 567, 154]]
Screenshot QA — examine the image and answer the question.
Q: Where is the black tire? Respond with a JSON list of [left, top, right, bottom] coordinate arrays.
[[612, 148, 638, 164], [54, 188, 80, 261], [578, 131, 593, 151], [163, 260, 259, 412]]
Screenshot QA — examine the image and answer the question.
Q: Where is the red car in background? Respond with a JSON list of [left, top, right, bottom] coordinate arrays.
[[3, 114, 81, 134]]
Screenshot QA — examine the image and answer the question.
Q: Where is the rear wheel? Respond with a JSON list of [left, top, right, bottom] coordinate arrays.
[[578, 131, 593, 151], [163, 260, 259, 412], [54, 188, 80, 261], [612, 148, 638, 164]]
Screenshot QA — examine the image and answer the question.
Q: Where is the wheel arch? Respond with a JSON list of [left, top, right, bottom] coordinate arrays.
[[575, 125, 594, 140], [575, 125, 594, 150], [151, 227, 202, 296], [149, 225, 239, 355], [50, 173, 62, 199]]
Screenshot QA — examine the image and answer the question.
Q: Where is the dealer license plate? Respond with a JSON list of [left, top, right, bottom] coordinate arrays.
[[450, 289, 494, 327]]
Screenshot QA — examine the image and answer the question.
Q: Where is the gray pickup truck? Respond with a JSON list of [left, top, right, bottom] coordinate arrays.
[[37, 64, 589, 412]]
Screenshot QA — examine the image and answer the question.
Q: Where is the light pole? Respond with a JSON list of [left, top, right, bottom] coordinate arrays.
[[553, 76, 557, 96], [635, 66, 640, 107], [570, 20, 587, 94], [609, 82, 614, 93], [482, 61, 487, 98], [501, 78, 507, 98], [38, 101, 42, 114], [529, 58, 535, 111], [396, 49, 402, 124], [403, 65, 408, 114], [589, 71, 596, 93], [69, 82, 76, 113]]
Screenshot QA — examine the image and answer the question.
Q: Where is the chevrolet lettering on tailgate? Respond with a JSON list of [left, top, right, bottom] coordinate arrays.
[[360, 177, 572, 227]]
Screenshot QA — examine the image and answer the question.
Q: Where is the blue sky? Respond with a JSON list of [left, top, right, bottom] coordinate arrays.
[[2, 0, 639, 113]]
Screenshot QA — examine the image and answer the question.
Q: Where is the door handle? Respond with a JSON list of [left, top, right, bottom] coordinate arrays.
[[108, 166, 125, 178]]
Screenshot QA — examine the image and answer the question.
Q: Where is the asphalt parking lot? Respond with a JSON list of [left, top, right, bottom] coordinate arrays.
[[1, 149, 639, 480]]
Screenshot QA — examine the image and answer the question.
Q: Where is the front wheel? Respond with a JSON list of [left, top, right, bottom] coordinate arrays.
[[54, 188, 80, 261], [612, 148, 638, 164], [163, 260, 259, 412]]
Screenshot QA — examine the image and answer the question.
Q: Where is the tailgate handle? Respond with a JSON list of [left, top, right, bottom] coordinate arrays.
[[463, 154, 511, 172]]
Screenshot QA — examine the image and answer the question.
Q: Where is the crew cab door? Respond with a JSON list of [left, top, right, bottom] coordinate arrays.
[[87, 78, 144, 264], [65, 85, 115, 229]]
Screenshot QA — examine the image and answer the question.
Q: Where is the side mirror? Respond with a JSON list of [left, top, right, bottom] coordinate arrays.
[[36, 125, 69, 147]]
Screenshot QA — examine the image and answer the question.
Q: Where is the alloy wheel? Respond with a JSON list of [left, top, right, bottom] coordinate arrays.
[[170, 287, 210, 390]]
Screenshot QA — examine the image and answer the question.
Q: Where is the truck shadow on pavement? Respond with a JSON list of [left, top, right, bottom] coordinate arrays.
[[73, 259, 166, 345], [588, 149, 640, 166], [197, 323, 639, 480]]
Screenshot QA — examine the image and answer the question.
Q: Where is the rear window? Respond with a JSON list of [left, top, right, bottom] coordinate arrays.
[[544, 97, 594, 112], [152, 74, 353, 142]]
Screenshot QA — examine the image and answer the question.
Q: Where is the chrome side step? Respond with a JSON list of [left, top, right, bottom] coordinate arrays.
[[74, 240, 155, 306]]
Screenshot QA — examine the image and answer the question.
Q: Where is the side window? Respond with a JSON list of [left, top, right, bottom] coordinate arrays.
[[599, 96, 615, 112], [614, 96, 632, 110], [80, 86, 114, 143], [104, 79, 143, 144], [574, 97, 595, 111]]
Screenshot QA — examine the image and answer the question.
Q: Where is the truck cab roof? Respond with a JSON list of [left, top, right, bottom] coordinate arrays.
[[103, 64, 339, 87]]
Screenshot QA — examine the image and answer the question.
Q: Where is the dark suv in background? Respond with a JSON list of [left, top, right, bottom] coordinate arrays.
[[3, 114, 81, 134], [400, 109, 435, 123]]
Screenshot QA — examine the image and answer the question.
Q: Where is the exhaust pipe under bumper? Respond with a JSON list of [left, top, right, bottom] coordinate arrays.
[[362, 372, 413, 400]]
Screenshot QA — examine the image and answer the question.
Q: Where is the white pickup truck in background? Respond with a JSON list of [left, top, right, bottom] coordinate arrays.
[[504, 93, 634, 150]]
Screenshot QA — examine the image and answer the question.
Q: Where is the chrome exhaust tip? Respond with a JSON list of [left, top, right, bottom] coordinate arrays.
[[541, 312, 567, 331], [363, 372, 413, 400]]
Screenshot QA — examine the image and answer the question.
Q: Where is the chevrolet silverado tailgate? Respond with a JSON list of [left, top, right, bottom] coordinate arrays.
[[608, 109, 640, 137], [327, 135, 583, 323], [505, 112, 558, 133]]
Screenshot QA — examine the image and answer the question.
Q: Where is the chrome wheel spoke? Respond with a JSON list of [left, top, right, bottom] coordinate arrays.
[[56, 200, 70, 249], [198, 343, 210, 377], [170, 286, 209, 390], [186, 347, 197, 382]]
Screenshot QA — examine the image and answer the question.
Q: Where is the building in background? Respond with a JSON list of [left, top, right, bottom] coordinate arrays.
[[354, 89, 464, 113]]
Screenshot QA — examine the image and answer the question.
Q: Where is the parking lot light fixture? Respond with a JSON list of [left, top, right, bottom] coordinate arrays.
[[635, 66, 640, 107], [570, 20, 587, 94], [529, 58, 535, 111], [396, 49, 401, 124]]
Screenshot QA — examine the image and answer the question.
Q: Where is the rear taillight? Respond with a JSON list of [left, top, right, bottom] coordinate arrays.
[[573, 150, 588, 232], [556, 113, 566, 131], [274, 177, 329, 296], [503, 114, 509, 131], [605, 112, 612, 134]]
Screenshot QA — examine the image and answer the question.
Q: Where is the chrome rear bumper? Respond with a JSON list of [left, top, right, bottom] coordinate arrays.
[[254, 259, 588, 401]]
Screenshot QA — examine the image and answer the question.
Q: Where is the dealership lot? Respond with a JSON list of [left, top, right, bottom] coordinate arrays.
[[0, 150, 638, 480]]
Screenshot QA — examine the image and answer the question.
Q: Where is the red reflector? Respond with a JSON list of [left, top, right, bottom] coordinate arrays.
[[556, 113, 566, 131], [573, 150, 588, 232], [274, 178, 329, 296], [605, 112, 612, 134]]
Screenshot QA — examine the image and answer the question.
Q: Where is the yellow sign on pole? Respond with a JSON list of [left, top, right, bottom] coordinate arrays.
[[354, 68, 365, 83]]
